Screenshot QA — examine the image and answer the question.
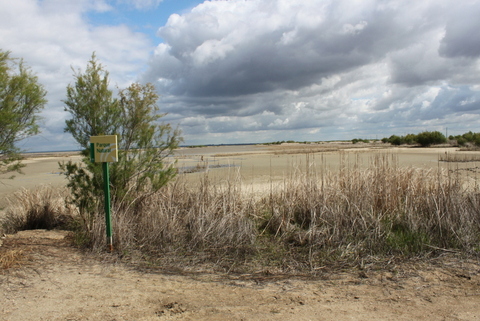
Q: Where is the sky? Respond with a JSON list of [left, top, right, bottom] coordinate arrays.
[[1, 0, 480, 152]]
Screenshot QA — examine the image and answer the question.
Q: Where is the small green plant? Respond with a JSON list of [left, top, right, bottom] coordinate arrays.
[[385, 221, 429, 254]]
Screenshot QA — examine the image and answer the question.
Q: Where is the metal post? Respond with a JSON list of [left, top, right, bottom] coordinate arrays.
[[102, 162, 113, 252], [90, 143, 95, 162]]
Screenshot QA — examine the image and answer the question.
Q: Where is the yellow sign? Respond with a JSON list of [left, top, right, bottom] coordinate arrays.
[[90, 135, 118, 163]]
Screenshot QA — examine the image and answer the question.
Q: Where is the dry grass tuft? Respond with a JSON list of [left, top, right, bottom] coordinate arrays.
[[0, 248, 25, 270], [85, 170, 257, 259], [1, 186, 74, 234]]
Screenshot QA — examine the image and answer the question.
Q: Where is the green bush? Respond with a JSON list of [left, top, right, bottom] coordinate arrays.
[[60, 54, 182, 241], [415, 131, 447, 147], [388, 135, 403, 145], [456, 137, 467, 146], [404, 134, 417, 145], [352, 138, 369, 144]]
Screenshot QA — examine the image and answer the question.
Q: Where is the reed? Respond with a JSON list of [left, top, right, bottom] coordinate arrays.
[[439, 152, 480, 162], [261, 154, 478, 259]]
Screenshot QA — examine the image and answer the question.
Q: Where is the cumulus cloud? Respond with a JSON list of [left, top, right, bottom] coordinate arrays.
[[145, 0, 439, 96], [141, 0, 480, 144], [2, 0, 480, 149], [0, 0, 153, 151]]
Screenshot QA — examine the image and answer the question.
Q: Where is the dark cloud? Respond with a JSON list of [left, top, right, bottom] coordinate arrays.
[[432, 86, 480, 114], [144, 0, 441, 99], [369, 85, 480, 127], [439, 3, 480, 59], [142, 0, 480, 144]]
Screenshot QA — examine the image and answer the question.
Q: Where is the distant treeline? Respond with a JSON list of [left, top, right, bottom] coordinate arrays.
[[381, 131, 447, 147], [379, 130, 480, 147], [262, 140, 311, 145], [448, 131, 480, 146], [259, 130, 480, 148]]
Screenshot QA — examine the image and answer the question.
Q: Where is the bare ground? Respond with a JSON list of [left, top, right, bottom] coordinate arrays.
[[1, 229, 480, 320]]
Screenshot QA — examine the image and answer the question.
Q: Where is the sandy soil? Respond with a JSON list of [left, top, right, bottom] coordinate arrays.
[[1, 230, 480, 320], [0, 153, 81, 209], [2, 144, 480, 320]]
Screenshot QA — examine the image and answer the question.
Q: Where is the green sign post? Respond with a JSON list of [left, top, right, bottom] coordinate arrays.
[[90, 135, 118, 252]]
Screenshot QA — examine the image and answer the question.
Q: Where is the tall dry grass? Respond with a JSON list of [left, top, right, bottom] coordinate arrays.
[[3, 154, 480, 272], [87, 171, 257, 260], [439, 152, 480, 162], [78, 153, 480, 271], [261, 154, 480, 263]]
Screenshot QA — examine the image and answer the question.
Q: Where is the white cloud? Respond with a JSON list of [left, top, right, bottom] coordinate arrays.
[[118, 0, 164, 10], [342, 21, 368, 35], [2, 0, 480, 149], [142, 0, 480, 144], [0, 0, 153, 151]]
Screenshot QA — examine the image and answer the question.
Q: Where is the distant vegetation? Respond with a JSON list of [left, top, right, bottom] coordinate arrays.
[[381, 131, 446, 147], [265, 131, 480, 148], [351, 138, 370, 144], [448, 131, 480, 147], [380, 130, 480, 148], [191, 130, 480, 148], [262, 140, 302, 145]]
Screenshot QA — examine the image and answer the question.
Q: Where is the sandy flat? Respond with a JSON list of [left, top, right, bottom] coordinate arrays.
[[174, 143, 479, 193], [2, 144, 479, 209], [0, 154, 82, 209]]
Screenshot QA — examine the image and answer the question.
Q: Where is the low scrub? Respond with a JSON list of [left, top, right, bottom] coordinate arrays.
[[382, 131, 447, 146]]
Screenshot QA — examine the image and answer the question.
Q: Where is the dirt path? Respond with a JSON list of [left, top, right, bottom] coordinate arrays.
[[1, 230, 480, 320]]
